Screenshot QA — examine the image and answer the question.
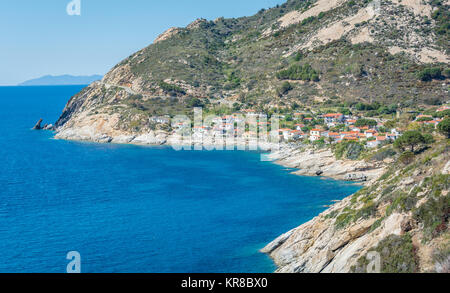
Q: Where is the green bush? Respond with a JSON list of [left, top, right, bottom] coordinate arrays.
[[278, 81, 293, 95], [438, 118, 450, 138], [353, 234, 417, 273], [418, 67, 444, 81], [370, 148, 397, 161], [333, 141, 365, 160], [158, 81, 186, 95], [355, 118, 377, 127], [398, 151, 415, 165], [413, 190, 449, 241], [276, 63, 319, 81]]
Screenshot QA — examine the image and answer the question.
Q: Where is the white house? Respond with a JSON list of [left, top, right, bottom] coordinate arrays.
[[323, 113, 344, 124]]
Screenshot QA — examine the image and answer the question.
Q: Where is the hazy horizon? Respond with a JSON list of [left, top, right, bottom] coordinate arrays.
[[0, 0, 285, 86]]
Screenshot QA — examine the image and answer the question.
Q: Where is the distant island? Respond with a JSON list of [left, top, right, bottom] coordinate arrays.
[[19, 75, 103, 86]]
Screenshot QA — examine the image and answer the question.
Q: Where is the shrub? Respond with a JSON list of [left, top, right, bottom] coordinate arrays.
[[333, 141, 365, 160], [276, 63, 319, 81], [413, 194, 450, 241], [435, 109, 450, 118], [158, 81, 186, 95], [398, 151, 415, 165], [438, 118, 450, 138], [418, 67, 444, 81], [370, 148, 397, 161], [353, 234, 417, 273], [416, 116, 434, 122], [355, 118, 377, 127], [186, 97, 204, 108], [278, 81, 293, 95]]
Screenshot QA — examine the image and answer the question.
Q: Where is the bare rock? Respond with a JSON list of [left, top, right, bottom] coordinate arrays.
[[32, 119, 43, 130]]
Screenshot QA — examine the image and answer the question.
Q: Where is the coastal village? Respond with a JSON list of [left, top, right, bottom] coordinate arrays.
[[160, 104, 449, 148], [43, 0, 450, 274]]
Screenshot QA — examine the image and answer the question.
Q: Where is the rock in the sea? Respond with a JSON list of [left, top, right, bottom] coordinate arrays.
[[43, 124, 55, 130], [32, 119, 43, 130]]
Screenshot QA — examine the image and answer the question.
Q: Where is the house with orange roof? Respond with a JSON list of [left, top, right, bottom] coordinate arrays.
[[424, 120, 440, 128], [364, 129, 377, 138], [289, 130, 304, 140], [309, 129, 323, 141], [343, 136, 359, 141], [415, 114, 433, 121], [323, 113, 344, 124], [345, 119, 357, 126], [279, 128, 293, 141], [437, 105, 449, 112], [327, 132, 341, 143]]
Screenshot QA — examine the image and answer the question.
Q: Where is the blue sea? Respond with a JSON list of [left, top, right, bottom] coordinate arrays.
[[0, 86, 361, 273]]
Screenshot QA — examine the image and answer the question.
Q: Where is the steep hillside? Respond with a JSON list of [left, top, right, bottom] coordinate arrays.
[[55, 0, 449, 141], [263, 140, 449, 273]]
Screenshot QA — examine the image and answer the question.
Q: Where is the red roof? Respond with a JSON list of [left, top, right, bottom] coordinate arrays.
[[324, 113, 343, 118]]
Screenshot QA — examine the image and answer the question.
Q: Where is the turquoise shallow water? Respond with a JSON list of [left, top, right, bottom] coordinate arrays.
[[0, 86, 361, 273]]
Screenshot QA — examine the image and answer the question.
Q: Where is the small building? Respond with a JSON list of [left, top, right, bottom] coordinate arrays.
[[309, 129, 322, 141], [345, 119, 357, 126], [437, 106, 449, 112], [415, 114, 433, 121], [323, 113, 344, 124], [364, 129, 377, 138]]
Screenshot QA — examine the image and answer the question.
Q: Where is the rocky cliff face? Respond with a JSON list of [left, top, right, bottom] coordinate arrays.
[[263, 142, 449, 273]]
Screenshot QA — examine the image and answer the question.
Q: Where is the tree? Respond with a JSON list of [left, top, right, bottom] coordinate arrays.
[[416, 116, 433, 122], [418, 67, 443, 81], [278, 81, 293, 95], [355, 118, 377, 127], [435, 109, 450, 118], [438, 118, 450, 138], [187, 97, 204, 108], [394, 130, 428, 152]]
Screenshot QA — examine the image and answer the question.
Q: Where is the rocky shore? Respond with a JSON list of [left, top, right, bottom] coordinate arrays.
[[262, 143, 450, 273], [268, 145, 386, 184]]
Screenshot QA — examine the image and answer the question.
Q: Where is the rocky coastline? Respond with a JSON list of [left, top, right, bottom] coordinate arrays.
[[39, 121, 449, 273], [51, 122, 384, 183]]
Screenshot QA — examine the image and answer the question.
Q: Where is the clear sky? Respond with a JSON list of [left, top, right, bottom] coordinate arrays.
[[0, 0, 285, 85]]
